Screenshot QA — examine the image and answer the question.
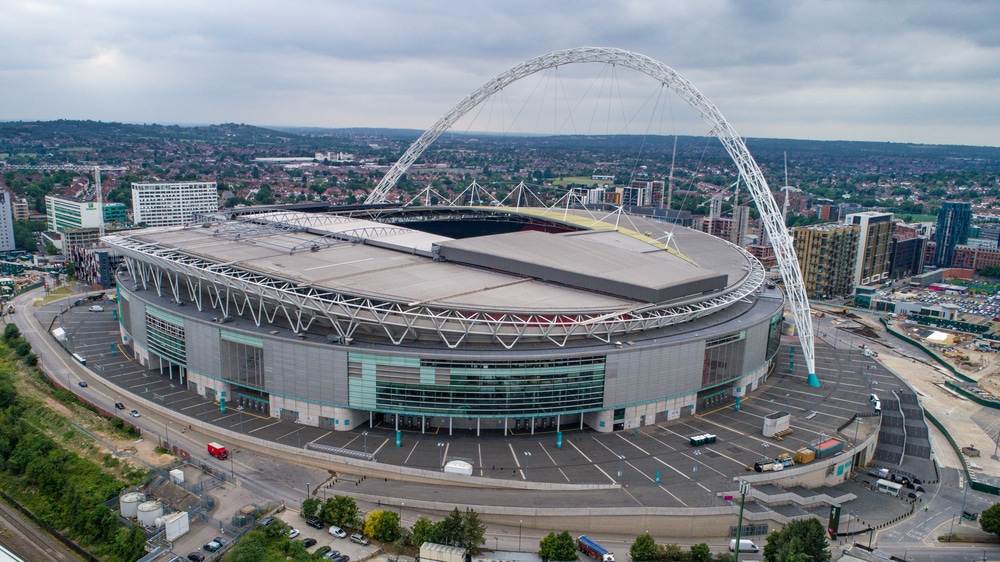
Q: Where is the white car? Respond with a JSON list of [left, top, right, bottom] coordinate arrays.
[[329, 525, 347, 538], [288, 528, 300, 539]]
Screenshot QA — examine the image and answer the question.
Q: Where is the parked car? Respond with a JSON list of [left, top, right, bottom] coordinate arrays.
[[78, 380, 88, 387], [88, 305, 104, 312], [213, 537, 228, 546], [203, 541, 221, 552], [129, 410, 141, 418], [305, 517, 324, 529], [329, 525, 347, 538], [349, 533, 370, 546], [332, 555, 351, 562], [258, 516, 276, 527], [315, 546, 332, 557], [288, 528, 300, 539], [186, 553, 205, 562], [302, 538, 317, 548]]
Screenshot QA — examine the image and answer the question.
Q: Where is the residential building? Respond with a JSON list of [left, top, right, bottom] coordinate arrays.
[[11, 197, 29, 221], [793, 223, 859, 298], [0, 192, 15, 252], [951, 246, 1000, 272], [845, 212, 893, 286], [933, 201, 971, 267], [45, 195, 104, 232], [131, 181, 218, 227], [889, 235, 926, 278]]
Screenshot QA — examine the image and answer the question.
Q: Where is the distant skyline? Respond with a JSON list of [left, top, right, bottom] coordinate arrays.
[[2, 1, 998, 147]]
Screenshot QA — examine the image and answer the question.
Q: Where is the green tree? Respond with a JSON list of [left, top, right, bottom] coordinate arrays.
[[980, 265, 1000, 279], [3, 324, 20, 342], [410, 516, 438, 548], [110, 523, 147, 562], [763, 518, 830, 562], [436, 508, 464, 546], [980, 503, 1000, 537], [301, 497, 321, 519], [460, 508, 486, 553], [365, 509, 402, 542], [630, 533, 660, 561], [225, 530, 269, 562], [688, 543, 712, 562], [320, 495, 361, 529], [538, 531, 577, 561]]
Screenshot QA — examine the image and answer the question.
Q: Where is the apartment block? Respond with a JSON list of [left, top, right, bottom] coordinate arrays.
[[793, 222, 859, 298], [132, 181, 218, 227], [845, 211, 893, 286]]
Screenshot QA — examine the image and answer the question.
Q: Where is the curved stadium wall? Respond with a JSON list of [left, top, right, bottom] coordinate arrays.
[[110, 209, 785, 434]]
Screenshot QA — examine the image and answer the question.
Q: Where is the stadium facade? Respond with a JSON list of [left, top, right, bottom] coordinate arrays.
[[105, 207, 784, 434]]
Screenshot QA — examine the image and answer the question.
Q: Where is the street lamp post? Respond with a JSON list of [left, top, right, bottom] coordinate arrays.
[[362, 431, 369, 455], [306, 482, 310, 501], [230, 450, 235, 481], [734, 480, 751, 562], [437, 442, 445, 468], [523, 451, 532, 476], [518, 520, 522, 551], [618, 454, 625, 484]]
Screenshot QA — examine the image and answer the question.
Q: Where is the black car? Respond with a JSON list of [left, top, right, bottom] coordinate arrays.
[[187, 553, 205, 562], [315, 546, 331, 557], [302, 538, 317, 548], [332, 555, 350, 562], [78, 380, 88, 387], [115, 402, 125, 409], [306, 517, 324, 529]]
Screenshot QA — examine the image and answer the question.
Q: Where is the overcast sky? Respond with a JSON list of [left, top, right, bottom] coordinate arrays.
[[2, 0, 997, 147]]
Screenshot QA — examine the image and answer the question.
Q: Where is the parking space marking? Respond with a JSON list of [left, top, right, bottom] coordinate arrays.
[[371, 438, 390, 458], [537, 443, 571, 483], [659, 485, 687, 506], [652, 456, 689, 480], [614, 432, 650, 455], [704, 447, 749, 468], [248, 420, 283, 434], [277, 426, 307, 441], [565, 439, 593, 463], [402, 441, 419, 464]]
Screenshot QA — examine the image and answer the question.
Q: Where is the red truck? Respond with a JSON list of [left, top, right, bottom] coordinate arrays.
[[207, 442, 229, 459]]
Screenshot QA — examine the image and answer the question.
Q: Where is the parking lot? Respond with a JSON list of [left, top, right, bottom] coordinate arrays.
[[42, 294, 903, 509], [275, 510, 380, 561]]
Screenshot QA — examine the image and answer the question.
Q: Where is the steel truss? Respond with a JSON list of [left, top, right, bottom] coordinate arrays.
[[107, 231, 766, 350], [363, 46, 817, 383]]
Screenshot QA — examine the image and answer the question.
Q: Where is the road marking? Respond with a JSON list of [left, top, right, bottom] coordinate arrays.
[[402, 441, 419, 464], [703, 447, 748, 468], [660, 485, 687, 506], [652, 456, 690, 480], [566, 439, 593, 463], [370, 438, 389, 458], [614, 432, 650, 455], [537, 442, 571, 483], [248, 420, 283, 434], [310, 431, 333, 445], [276, 426, 306, 440]]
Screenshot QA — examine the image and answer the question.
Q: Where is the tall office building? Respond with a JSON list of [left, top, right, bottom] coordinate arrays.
[[793, 223, 859, 298], [45, 195, 104, 232], [131, 181, 218, 227], [934, 202, 971, 267], [0, 192, 16, 252], [845, 212, 893, 287]]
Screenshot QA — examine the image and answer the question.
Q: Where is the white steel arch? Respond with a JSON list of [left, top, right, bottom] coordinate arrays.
[[366, 46, 819, 385]]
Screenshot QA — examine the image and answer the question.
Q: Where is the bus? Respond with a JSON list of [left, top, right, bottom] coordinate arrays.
[[876, 478, 902, 496]]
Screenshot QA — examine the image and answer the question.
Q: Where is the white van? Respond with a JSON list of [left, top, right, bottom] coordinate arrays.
[[729, 539, 759, 553]]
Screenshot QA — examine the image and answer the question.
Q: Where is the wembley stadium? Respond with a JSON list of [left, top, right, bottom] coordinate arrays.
[[104, 205, 785, 435]]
